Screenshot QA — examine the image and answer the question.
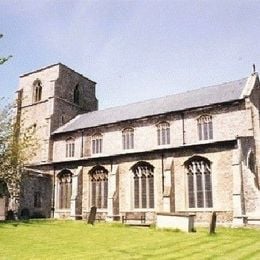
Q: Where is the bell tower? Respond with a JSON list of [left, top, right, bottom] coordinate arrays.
[[17, 63, 98, 163]]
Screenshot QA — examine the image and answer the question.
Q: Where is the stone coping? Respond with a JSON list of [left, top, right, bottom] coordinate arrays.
[[156, 212, 196, 217]]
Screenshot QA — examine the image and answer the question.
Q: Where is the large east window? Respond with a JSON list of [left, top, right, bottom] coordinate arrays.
[[122, 128, 134, 150], [132, 161, 154, 209], [157, 122, 170, 145], [185, 157, 213, 209], [197, 115, 213, 140], [92, 134, 103, 154], [58, 170, 72, 209], [89, 166, 108, 209]]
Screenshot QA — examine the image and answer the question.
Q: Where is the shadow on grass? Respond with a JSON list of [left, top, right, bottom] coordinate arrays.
[[0, 218, 59, 228]]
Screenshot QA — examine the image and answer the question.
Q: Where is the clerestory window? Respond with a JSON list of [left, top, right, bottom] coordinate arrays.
[[197, 115, 213, 140], [157, 122, 170, 145], [92, 133, 102, 154], [122, 128, 134, 150], [66, 137, 75, 157]]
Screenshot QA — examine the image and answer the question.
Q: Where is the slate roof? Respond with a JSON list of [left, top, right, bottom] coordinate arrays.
[[53, 77, 248, 134]]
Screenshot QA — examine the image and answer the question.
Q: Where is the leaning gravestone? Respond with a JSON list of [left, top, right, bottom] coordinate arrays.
[[209, 211, 217, 234], [87, 206, 97, 225]]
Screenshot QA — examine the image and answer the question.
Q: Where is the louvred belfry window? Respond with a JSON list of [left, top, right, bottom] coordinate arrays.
[[89, 166, 108, 209], [132, 161, 154, 209], [185, 157, 213, 209]]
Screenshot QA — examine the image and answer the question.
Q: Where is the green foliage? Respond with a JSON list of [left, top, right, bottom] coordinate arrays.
[[0, 221, 260, 259], [0, 99, 37, 201], [0, 33, 12, 65]]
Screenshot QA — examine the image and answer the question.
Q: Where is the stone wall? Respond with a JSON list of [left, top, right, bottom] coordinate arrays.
[[52, 101, 252, 163], [19, 173, 52, 218]]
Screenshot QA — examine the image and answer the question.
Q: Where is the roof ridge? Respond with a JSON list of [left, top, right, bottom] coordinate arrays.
[[80, 76, 248, 114]]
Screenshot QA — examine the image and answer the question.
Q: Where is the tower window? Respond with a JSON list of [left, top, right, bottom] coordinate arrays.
[[33, 79, 42, 103], [73, 85, 80, 104]]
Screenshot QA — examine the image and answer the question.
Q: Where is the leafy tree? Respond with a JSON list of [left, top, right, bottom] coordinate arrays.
[[0, 98, 37, 215], [0, 34, 12, 65]]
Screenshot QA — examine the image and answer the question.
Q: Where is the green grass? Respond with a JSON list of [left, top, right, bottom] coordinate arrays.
[[0, 220, 260, 260]]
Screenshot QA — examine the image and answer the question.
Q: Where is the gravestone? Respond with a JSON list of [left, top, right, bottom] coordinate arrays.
[[209, 211, 217, 234], [0, 197, 6, 220], [20, 208, 30, 220], [87, 206, 97, 225]]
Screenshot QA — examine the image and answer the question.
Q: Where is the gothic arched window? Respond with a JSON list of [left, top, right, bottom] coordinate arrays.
[[197, 115, 213, 140], [58, 170, 72, 209], [73, 85, 80, 104], [185, 156, 213, 208], [92, 133, 103, 154], [33, 79, 42, 103], [89, 166, 108, 209], [122, 128, 134, 150], [131, 161, 154, 209], [157, 122, 170, 145], [66, 137, 75, 157]]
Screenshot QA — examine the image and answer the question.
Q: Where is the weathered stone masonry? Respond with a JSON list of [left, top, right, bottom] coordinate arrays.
[[12, 63, 259, 226]]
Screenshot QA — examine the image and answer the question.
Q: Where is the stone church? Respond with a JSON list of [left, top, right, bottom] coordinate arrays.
[[8, 63, 260, 225]]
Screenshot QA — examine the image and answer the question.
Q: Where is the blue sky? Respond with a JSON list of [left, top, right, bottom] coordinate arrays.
[[0, 0, 260, 109]]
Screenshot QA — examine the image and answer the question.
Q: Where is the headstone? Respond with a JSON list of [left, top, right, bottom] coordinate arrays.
[[87, 206, 97, 225], [209, 211, 217, 234], [20, 208, 30, 220]]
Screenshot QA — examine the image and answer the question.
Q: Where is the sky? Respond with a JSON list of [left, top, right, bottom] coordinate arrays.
[[0, 0, 260, 109]]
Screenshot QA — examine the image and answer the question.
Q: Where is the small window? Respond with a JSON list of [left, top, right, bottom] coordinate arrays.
[[92, 134, 103, 154], [66, 137, 75, 157], [157, 122, 170, 145], [73, 85, 80, 104], [33, 79, 42, 103], [122, 128, 134, 150], [197, 115, 213, 140], [34, 192, 42, 208]]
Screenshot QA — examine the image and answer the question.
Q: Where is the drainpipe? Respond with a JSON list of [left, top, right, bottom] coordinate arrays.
[[237, 138, 246, 216], [161, 153, 164, 193], [181, 112, 185, 145], [81, 130, 84, 157], [52, 166, 56, 218]]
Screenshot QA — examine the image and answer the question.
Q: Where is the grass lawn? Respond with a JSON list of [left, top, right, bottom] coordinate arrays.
[[0, 220, 260, 259]]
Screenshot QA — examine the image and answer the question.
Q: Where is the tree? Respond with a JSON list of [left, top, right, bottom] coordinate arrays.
[[0, 98, 37, 216], [0, 34, 12, 65]]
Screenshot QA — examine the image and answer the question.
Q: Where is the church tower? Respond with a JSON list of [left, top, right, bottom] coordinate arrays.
[[16, 63, 98, 163]]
